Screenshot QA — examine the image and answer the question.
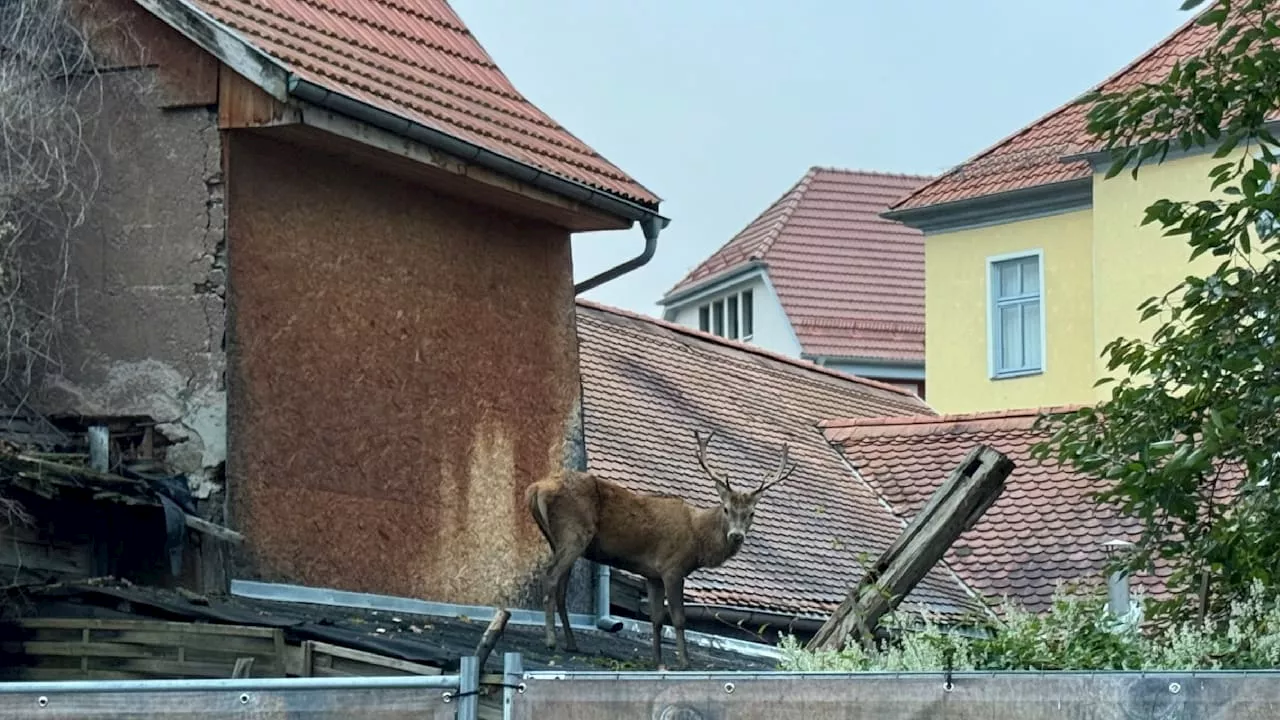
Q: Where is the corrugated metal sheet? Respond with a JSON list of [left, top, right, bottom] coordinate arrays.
[[183, 0, 659, 205]]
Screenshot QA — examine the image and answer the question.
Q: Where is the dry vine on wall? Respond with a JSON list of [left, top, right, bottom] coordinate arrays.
[[0, 0, 118, 538], [0, 0, 111, 409]]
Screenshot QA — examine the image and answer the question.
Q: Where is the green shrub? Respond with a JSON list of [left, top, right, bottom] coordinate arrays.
[[778, 580, 1280, 671]]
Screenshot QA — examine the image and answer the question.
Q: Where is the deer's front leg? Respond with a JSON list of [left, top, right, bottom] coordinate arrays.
[[646, 578, 666, 669], [663, 574, 690, 670]]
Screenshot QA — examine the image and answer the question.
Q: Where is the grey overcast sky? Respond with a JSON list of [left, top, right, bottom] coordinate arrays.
[[449, 1, 1191, 316]]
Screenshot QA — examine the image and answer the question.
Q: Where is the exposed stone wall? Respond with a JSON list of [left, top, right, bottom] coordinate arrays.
[[30, 66, 227, 498]]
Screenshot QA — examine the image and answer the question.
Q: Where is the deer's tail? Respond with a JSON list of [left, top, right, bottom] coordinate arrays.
[[526, 483, 555, 550]]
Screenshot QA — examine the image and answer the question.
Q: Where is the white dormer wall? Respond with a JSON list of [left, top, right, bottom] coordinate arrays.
[[664, 271, 803, 358]]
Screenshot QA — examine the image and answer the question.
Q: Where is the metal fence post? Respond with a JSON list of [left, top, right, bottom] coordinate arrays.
[[502, 652, 523, 720], [457, 655, 479, 720]]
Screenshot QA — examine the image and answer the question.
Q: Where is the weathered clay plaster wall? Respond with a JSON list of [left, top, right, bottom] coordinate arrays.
[[225, 131, 584, 608], [32, 2, 227, 498]]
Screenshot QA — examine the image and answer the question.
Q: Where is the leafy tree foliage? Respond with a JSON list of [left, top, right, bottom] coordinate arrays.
[[1031, 0, 1280, 623]]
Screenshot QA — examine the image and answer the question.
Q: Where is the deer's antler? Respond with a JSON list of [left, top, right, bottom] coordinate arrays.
[[755, 442, 796, 495], [693, 430, 732, 493]]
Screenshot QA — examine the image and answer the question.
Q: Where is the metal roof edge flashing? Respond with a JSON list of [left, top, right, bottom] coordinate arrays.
[[881, 177, 1092, 235], [286, 77, 669, 231], [230, 579, 783, 661]]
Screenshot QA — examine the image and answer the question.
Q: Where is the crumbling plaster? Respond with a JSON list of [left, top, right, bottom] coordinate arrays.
[[34, 68, 227, 496]]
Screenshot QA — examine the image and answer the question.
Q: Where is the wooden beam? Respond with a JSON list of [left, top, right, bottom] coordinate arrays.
[[183, 514, 244, 545], [806, 444, 1013, 652], [218, 63, 299, 129], [473, 608, 510, 671]]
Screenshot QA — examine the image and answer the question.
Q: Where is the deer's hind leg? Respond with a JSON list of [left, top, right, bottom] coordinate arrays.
[[555, 568, 577, 652], [542, 537, 588, 651], [646, 578, 667, 669]]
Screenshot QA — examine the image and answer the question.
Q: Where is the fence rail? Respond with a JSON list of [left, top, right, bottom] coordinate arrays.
[[0, 660, 473, 720], [4, 653, 1280, 719], [513, 669, 1280, 720]]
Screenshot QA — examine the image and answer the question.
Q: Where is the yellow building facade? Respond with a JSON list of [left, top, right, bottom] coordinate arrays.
[[877, 4, 1275, 414], [897, 145, 1259, 415]]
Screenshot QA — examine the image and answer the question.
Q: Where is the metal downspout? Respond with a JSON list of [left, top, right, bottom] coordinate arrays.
[[594, 563, 624, 631], [574, 214, 665, 295]]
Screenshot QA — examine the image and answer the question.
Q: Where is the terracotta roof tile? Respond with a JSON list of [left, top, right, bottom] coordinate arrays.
[[662, 168, 931, 363], [575, 300, 980, 620], [184, 0, 658, 205], [824, 407, 1176, 613], [890, 10, 1221, 212]]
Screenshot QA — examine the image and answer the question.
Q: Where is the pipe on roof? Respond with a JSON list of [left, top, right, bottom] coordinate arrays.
[[682, 604, 827, 634], [594, 563, 625, 632], [286, 77, 670, 259]]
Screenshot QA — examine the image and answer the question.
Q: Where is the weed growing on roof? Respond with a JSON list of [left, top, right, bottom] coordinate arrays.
[[777, 580, 1280, 671]]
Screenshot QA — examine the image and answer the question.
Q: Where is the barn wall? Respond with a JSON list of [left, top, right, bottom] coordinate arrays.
[[225, 130, 586, 608]]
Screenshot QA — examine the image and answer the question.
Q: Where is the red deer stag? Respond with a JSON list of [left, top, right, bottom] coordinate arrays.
[[525, 430, 796, 670]]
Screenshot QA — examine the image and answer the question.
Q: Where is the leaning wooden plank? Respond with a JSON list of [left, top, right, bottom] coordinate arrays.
[[306, 640, 442, 676], [86, 657, 239, 678], [231, 657, 255, 678], [183, 514, 245, 544], [806, 444, 1013, 652], [474, 608, 510, 671], [0, 454, 154, 497]]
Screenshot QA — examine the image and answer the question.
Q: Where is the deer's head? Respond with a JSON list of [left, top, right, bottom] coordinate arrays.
[[693, 430, 796, 549]]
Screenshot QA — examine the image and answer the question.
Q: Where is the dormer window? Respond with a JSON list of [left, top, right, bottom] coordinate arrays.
[[697, 289, 754, 341]]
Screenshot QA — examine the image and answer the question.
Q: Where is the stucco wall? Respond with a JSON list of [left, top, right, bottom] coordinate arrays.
[[225, 131, 585, 609], [30, 65, 227, 495], [924, 208, 1096, 414], [1089, 148, 1262, 401]]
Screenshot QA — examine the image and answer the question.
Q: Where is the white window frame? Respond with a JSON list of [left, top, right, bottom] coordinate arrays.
[[986, 249, 1046, 380], [696, 288, 754, 342]]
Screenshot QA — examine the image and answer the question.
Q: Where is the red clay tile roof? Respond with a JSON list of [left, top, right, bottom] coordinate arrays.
[[890, 10, 1219, 213], [662, 168, 932, 364], [181, 0, 659, 206], [822, 407, 1176, 614], [574, 299, 982, 621]]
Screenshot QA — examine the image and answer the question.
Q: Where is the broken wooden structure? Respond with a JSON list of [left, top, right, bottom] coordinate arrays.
[[0, 439, 240, 596], [807, 444, 1014, 651]]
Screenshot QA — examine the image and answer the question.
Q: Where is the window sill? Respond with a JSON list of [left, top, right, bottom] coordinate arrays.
[[990, 368, 1043, 381]]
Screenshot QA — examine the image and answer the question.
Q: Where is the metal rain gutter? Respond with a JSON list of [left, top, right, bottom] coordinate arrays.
[[286, 77, 670, 295], [574, 213, 664, 295], [591, 568, 784, 660], [682, 604, 826, 633], [232, 578, 781, 661]]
